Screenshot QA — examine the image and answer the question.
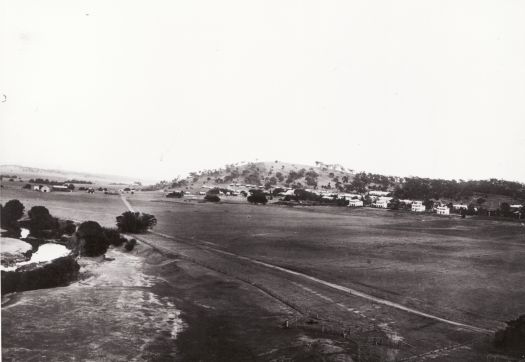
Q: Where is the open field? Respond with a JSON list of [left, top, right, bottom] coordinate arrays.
[[127, 192, 525, 325], [2, 184, 525, 360]]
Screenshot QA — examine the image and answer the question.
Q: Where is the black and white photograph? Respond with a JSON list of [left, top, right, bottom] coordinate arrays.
[[1, 1, 524, 361]]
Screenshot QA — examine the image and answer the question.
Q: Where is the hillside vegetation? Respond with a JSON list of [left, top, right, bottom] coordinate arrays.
[[146, 160, 525, 206]]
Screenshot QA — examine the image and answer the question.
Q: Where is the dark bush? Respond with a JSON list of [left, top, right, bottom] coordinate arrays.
[[272, 187, 285, 196], [23, 183, 32, 189], [1, 199, 25, 228], [1, 256, 79, 295], [124, 238, 137, 251], [28, 206, 59, 236], [103, 227, 124, 247], [116, 211, 157, 233], [76, 221, 109, 256], [204, 194, 220, 202], [247, 193, 268, 204], [59, 220, 77, 235], [166, 191, 184, 198]]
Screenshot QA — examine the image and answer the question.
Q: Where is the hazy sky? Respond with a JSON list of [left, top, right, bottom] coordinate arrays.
[[1, 0, 524, 183]]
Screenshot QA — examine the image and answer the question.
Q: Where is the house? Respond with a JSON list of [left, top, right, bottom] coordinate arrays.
[[436, 206, 450, 215], [373, 200, 388, 208], [52, 185, 70, 192], [40, 185, 51, 193], [340, 193, 361, 200], [348, 200, 363, 207], [453, 204, 468, 210], [411, 201, 426, 212], [33, 185, 41, 191], [369, 190, 390, 197]]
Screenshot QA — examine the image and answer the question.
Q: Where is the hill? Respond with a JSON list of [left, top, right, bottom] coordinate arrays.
[[0, 164, 143, 186], [150, 160, 525, 208]]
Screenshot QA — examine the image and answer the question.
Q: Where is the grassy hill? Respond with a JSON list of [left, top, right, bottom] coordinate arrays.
[[0, 164, 142, 186], [153, 160, 525, 209], [162, 160, 358, 193]]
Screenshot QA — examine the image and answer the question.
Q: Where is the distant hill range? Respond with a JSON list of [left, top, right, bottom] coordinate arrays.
[[0, 164, 141, 185], [147, 160, 525, 209]]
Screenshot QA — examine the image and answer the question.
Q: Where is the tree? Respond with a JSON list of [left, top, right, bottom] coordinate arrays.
[[272, 187, 285, 196], [28, 206, 58, 235], [204, 194, 220, 202], [423, 199, 434, 210], [77, 221, 109, 256], [476, 197, 486, 205], [1, 199, 25, 228], [67, 183, 75, 191], [500, 202, 511, 217], [116, 211, 157, 233], [388, 198, 400, 210], [247, 191, 268, 204], [23, 183, 32, 189]]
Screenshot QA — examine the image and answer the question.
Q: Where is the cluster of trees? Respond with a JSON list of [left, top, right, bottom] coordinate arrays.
[[1, 199, 25, 229], [1, 200, 77, 237], [166, 191, 184, 198], [64, 179, 92, 184], [28, 178, 65, 185], [116, 211, 157, 233], [247, 190, 268, 204], [394, 178, 525, 201]]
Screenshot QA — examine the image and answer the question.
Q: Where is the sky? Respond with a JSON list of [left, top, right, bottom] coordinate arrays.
[[1, 0, 524, 183]]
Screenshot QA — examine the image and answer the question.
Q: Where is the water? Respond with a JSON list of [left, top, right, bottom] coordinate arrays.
[[20, 228, 30, 238], [0, 243, 70, 271]]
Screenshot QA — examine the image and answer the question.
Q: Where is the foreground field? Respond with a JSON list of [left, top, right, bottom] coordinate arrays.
[[2, 186, 524, 360], [128, 193, 525, 328]]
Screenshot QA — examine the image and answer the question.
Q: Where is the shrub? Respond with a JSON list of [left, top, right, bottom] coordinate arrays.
[[59, 220, 77, 235], [166, 191, 184, 198], [204, 194, 220, 202], [103, 227, 125, 246], [76, 221, 109, 256], [247, 193, 268, 204], [1, 199, 25, 228], [124, 238, 137, 251], [116, 211, 157, 233], [28, 206, 58, 236], [23, 183, 32, 189]]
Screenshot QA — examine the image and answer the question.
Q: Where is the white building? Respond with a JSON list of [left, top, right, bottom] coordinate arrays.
[[411, 201, 426, 212], [373, 200, 389, 208], [369, 190, 390, 197], [453, 204, 468, 210], [348, 200, 363, 207], [436, 206, 450, 215], [40, 185, 51, 193]]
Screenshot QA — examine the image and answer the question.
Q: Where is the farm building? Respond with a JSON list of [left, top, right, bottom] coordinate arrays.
[[436, 206, 450, 215], [373, 200, 388, 208], [33, 185, 40, 191], [40, 185, 51, 193], [369, 190, 390, 197], [348, 200, 363, 207], [411, 201, 426, 212], [52, 185, 70, 192], [453, 204, 468, 210], [340, 193, 361, 200]]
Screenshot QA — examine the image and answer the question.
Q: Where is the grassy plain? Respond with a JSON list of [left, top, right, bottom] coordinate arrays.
[[127, 193, 525, 330], [2, 183, 525, 360]]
